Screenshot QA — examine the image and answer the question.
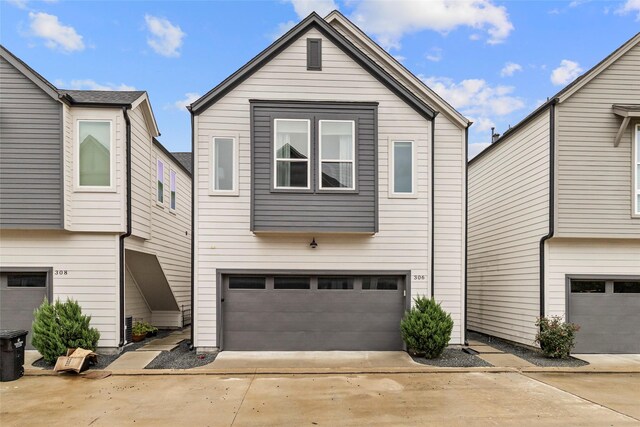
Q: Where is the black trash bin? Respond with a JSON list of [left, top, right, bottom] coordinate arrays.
[[0, 330, 29, 382]]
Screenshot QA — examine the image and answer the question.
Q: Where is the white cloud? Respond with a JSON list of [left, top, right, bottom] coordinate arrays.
[[286, 0, 338, 18], [270, 20, 297, 40], [350, 0, 514, 50], [500, 62, 522, 77], [426, 47, 443, 62], [468, 142, 491, 159], [473, 117, 496, 132], [58, 79, 136, 91], [28, 12, 84, 53], [144, 15, 185, 58], [616, 0, 640, 19], [7, 0, 29, 8], [172, 92, 201, 110], [422, 76, 525, 117], [550, 59, 583, 85]]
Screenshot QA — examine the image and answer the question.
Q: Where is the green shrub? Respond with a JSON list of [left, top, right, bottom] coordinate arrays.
[[31, 298, 100, 363], [535, 316, 580, 359], [400, 296, 454, 359]]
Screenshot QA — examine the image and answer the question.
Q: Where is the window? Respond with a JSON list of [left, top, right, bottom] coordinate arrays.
[[274, 119, 310, 189], [362, 277, 398, 290], [274, 277, 310, 290], [319, 120, 355, 190], [307, 38, 322, 71], [78, 120, 111, 187], [318, 277, 354, 290], [7, 272, 47, 287], [570, 280, 606, 293], [157, 159, 164, 204], [212, 137, 236, 193], [391, 140, 414, 195], [229, 276, 266, 290], [614, 281, 640, 293], [635, 125, 639, 215], [170, 169, 177, 211]]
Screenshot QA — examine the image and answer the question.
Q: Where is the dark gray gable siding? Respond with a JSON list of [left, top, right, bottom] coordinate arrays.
[[251, 101, 377, 233], [0, 57, 63, 229]]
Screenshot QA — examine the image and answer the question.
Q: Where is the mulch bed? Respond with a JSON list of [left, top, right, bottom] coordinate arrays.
[[468, 331, 589, 367], [32, 330, 173, 370], [145, 341, 217, 369], [411, 347, 493, 367]]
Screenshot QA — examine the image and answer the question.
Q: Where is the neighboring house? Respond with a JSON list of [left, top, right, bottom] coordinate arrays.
[[468, 33, 640, 353], [189, 12, 470, 351], [0, 46, 192, 350]]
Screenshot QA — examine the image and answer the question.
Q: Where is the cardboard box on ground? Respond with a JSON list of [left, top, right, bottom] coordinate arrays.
[[53, 348, 98, 373]]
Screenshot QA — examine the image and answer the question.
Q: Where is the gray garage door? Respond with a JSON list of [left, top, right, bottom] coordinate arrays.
[[0, 271, 50, 350], [568, 278, 640, 353], [222, 275, 406, 351]]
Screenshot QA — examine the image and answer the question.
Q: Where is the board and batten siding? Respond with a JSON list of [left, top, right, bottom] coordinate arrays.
[[66, 107, 126, 232], [468, 110, 551, 345], [556, 41, 640, 238], [546, 238, 640, 317], [0, 57, 63, 229], [0, 229, 120, 348], [125, 144, 192, 312], [128, 105, 152, 239], [194, 27, 457, 349], [330, 19, 467, 341]]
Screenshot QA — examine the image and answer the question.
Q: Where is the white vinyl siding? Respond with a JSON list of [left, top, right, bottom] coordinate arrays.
[[468, 111, 551, 345], [318, 120, 355, 190], [129, 106, 152, 239], [193, 27, 464, 348], [0, 230, 120, 348], [635, 124, 640, 215], [211, 137, 238, 195], [125, 267, 151, 322], [556, 41, 640, 237]]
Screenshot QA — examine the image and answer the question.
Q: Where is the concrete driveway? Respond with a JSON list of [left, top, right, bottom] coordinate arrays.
[[2, 372, 639, 426]]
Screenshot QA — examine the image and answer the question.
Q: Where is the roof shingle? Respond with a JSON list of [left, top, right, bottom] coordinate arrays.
[[60, 90, 145, 105]]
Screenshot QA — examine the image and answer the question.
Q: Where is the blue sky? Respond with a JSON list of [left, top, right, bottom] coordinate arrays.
[[1, 0, 638, 157]]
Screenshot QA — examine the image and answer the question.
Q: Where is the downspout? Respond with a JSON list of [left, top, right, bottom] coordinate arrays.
[[119, 106, 132, 347], [430, 119, 436, 298], [189, 110, 195, 350], [538, 100, 557, 319], [464, 124, 470, 346]]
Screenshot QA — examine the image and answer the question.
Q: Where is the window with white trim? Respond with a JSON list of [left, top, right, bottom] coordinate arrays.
[[170, 169, 177, 211], [78, 120, 112, 187], [391, 140, 415, 195], [157, 159, 164, 204], [635, 124, 639, 215], [274, 119, 310, 189], [319, 120, 355, 190], [212, 137, 236, 192]]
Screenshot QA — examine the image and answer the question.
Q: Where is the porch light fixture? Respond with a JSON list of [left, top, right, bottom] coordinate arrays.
[[310, 237, 318, 249]]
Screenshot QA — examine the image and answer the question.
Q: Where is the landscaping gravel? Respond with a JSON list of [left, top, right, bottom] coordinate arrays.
[[32, 330, 173, 371], [145, 340, 217, 369], [468, 331, 589, 367], [411, 347, 493, 368]]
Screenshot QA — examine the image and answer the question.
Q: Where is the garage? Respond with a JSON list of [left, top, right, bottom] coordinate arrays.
[[0, 269, 51, 350], [568, 278, 640, 353], [221, 274, 407, 351]]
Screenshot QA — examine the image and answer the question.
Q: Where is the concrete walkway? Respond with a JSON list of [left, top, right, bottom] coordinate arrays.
[[206, 351, 419, 370], [573, 354, 640, 368], [2, 372, 638, 425], [466, 340, 535, 368]]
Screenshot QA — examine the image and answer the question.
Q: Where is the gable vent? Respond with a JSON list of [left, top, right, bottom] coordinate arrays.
[[307, 38, 322, 71]]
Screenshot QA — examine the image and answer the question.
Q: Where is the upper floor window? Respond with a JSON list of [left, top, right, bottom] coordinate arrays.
[[635, 124, 639, 215], [390, 140, 415, 196], [157, 159, 164, 204], [170, 169, 177, 211], [319, 120, 355, 190], [78, 120, 112, 188], [212, 137, 237, 194], [274, 119, 310, 189]]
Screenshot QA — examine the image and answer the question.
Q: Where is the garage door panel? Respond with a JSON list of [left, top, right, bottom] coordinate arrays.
[[569, 285, 640, 354], [222, 274, 406, 350]]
